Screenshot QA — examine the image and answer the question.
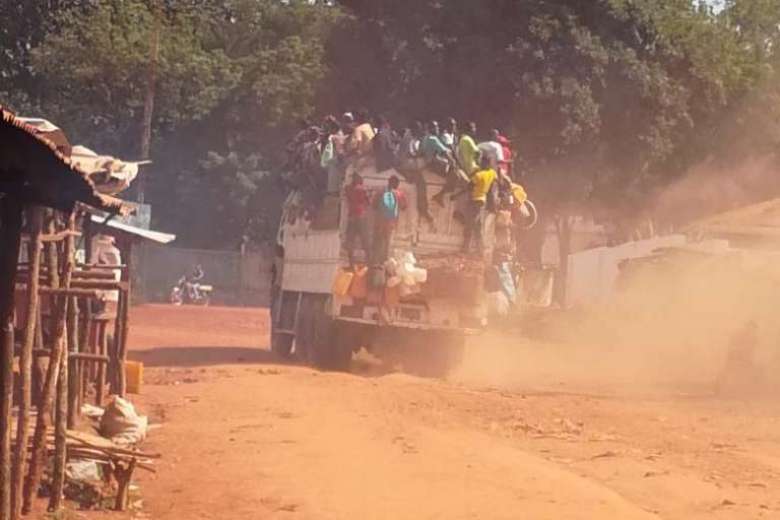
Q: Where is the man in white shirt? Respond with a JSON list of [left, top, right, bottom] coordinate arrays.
[[478, 128, 505, 169]]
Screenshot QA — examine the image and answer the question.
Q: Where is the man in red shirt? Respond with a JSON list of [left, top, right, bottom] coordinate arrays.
[[344, 173, 372, 266], [497, 132, 513, 180], [371, 175, 407, 264]]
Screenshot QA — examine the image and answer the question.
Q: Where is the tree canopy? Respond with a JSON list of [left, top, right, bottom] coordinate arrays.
[[2, 0, 779, 247]]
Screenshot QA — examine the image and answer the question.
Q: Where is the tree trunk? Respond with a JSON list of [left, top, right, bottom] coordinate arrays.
[[12, 207, 42, 520], [138, 7, 161, 204], [0, 197, 23, 520]]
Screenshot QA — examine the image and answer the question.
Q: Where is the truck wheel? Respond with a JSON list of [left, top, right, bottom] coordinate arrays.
[[311, 303, 351, 372], [271, 333, 294, 358]]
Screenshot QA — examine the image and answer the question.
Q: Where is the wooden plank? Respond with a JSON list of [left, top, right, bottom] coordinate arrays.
[[39, 287, 101, 299], [70, 279, 128, 291], [40, 229, 81, 243]]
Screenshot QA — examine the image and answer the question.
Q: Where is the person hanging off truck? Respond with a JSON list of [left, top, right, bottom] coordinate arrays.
[[461, 154, 498, 257], [344, 173, 373, 267], [371, 175, 408, 264]]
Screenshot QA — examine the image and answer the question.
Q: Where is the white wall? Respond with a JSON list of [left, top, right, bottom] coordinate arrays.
[[565, 234, 687, 307]]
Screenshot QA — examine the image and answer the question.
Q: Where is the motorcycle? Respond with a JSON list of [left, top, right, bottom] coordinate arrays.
[[169, 276, 213, 306]]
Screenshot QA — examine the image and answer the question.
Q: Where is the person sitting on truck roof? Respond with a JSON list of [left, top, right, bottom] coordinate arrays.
[[496, 131, 513, 179], [442, 117, 458, 151], [478, 129, 505, 170], [371, 175, 407, 264], [463, 154, 497, 256], [397, 122, 435, 224], [458, 122, 480, 177], [373, 115, 397, 173], [344, 173, 372, 267], [421, 121, 460, 207], [420, 121, 453, 173], [348, 109, 376, 157], [321, 115, 346, 193]]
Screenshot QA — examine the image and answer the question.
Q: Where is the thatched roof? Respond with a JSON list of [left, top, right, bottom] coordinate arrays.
[[0, 106, 131, 214]]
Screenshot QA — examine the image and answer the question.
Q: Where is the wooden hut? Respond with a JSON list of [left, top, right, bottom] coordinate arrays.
[[0, 106, 133, 518]]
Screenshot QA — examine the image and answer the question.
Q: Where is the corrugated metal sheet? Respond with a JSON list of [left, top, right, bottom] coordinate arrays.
[[89, 213, 175, 244], [281, 228, 341, 293]]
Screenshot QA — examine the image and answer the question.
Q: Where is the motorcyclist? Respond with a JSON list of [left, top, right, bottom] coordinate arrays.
[[187, 264, 205, 301]]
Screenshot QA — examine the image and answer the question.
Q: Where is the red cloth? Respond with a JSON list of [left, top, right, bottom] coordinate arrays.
[[497, 135, 512, 163], [345, 183, 370, 218]]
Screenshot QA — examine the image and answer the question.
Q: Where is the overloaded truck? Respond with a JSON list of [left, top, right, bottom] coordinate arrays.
[[271, 157, 529, 375]]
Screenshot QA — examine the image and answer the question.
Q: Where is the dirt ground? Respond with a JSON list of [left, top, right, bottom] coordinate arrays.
[[101, 304, 780, 519]]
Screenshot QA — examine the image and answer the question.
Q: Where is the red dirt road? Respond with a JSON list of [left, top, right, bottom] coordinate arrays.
[[121, 304, 780, 519]]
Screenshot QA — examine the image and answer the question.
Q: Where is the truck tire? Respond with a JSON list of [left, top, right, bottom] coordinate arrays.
[[310, 300, 351, 371], [270, 289, 296, 358], [271, 333, 294, 358]]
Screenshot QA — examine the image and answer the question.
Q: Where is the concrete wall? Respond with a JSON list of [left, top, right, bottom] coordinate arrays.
[[565, 234, 687, 308], [136, 244, 272, 306]]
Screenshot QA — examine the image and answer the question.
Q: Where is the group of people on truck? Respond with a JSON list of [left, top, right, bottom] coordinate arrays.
[[284, 109, 529, 265]]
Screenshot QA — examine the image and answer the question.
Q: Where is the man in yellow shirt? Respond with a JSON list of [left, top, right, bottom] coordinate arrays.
[[457, 121, 480, 176], [463, 155, 497, 255]]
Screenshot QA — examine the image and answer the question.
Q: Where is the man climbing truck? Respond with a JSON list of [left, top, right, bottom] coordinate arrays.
[[271, 130, 537, 376]]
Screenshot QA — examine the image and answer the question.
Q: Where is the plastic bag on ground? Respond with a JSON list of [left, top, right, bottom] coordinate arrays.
[[66, 460, 102, 482], [99, 395, 148, 446]]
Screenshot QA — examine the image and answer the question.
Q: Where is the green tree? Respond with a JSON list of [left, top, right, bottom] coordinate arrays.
[[30, 0, 236, 155], [22, 0, 343, 248]]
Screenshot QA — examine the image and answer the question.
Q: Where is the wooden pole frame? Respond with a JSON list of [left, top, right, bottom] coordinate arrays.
[[49, 213, 77, 512], [23, 213, 73, 514]]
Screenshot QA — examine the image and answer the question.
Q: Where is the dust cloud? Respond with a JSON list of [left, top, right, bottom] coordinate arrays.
[[455, 251, 780, 398], [454, 91, 780, 397]]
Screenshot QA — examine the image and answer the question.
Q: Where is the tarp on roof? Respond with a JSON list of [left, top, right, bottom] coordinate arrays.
[[15, 116, 72, 156], [89, 213, 175, 244], [0, 106, 132, 214], [687, 198, 780, 238], [70, 145, 145, 195]]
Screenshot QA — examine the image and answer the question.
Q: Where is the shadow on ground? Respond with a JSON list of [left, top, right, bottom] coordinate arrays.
[[129, 346, 421, 380], [129, 346, 283, 368]]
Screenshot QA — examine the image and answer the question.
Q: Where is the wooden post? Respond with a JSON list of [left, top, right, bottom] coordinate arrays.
[[114, 458, 137, 511], [31, 307, 44, 407], [0, 197, 23, 520], [118, 241, 132, 397], [23, 214, 73, 514], [110, 291, 124, 396], [48, 214, 76, 513], [79, 219, 93, 407], [95, 320, 108, 406], [66, 293, 79, 429], [11, 207, 42, 520]]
